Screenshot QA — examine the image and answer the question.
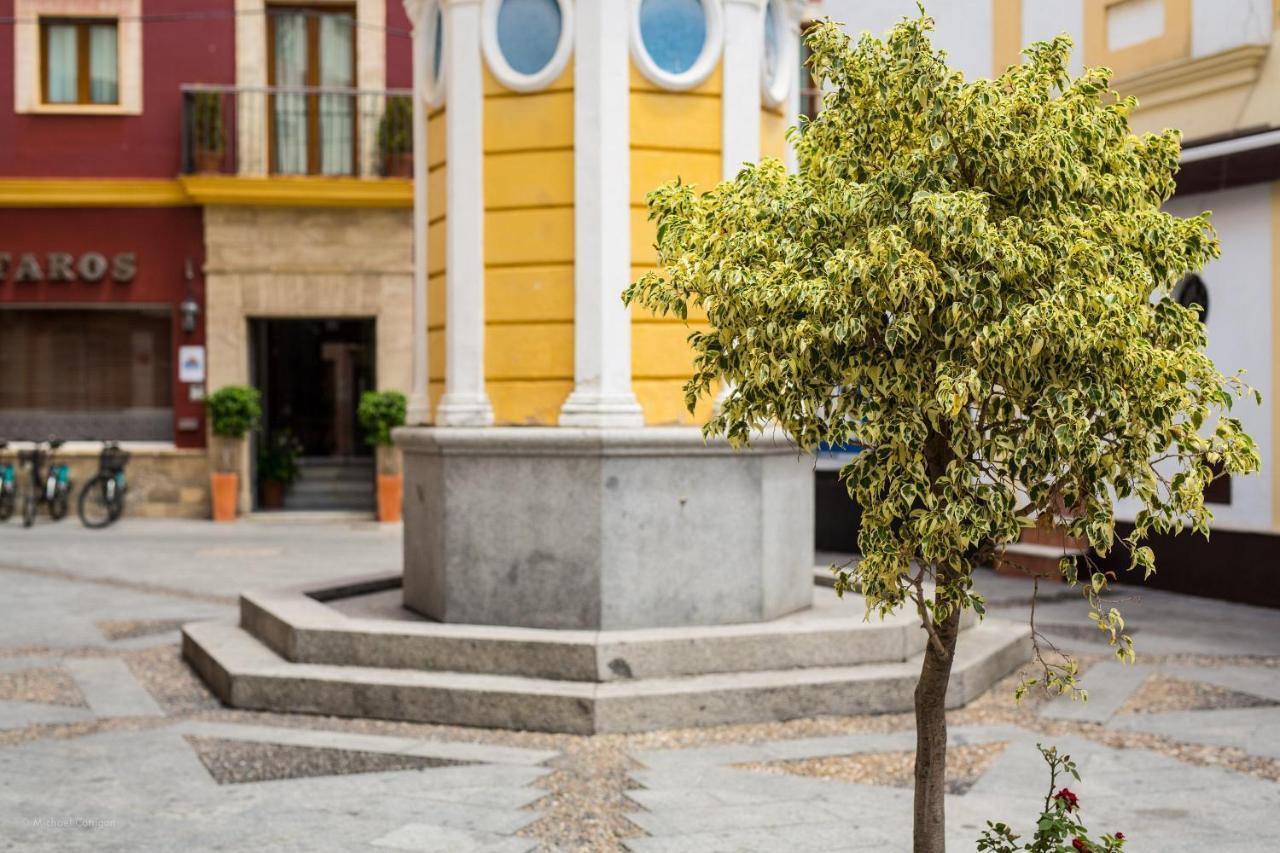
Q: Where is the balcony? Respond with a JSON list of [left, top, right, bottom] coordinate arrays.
[[178, 85, 414, 207]]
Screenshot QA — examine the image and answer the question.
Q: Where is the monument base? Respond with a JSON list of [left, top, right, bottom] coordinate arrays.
[[182, 574, 1030, 734], [396, 427, 815, 630]]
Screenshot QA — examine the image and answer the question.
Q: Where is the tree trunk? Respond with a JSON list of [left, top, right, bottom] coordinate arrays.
[[913, 604, 963, 853]]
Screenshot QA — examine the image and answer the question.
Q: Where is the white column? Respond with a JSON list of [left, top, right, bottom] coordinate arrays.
[[558, 0, 645, 427], [722, 0, 764, 180], [405, 0, 431, 424], [715, 0, 765, 415], [436, 0, 494, 426]]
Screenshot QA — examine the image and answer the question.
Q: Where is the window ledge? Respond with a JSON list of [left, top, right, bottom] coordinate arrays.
[[178, 175, 412, 208], [26, 103, 139, 116]]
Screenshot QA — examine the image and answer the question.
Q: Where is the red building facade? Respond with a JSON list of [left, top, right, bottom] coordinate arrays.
[[1, 0, 413, 517]]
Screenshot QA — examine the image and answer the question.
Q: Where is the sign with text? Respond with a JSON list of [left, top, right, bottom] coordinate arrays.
[[0, 252, 137, 284]]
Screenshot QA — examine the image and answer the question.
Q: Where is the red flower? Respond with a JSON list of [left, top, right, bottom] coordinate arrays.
[[1055, 788, 1080, 812], [1115, 832, 1125, 840], [1072, 839, 1089, 852]]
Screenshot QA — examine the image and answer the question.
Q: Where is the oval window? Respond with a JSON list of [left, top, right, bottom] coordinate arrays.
[[760, 0, 794, 108], [483, 0, 573, 92], [631, 0, 723, 90], [425, 1, 445, 106]]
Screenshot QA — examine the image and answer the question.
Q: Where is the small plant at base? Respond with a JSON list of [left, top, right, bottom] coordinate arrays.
[[977, 745, 1127, 853], [358, 390, 407, 473], [207, 385, 262, 473], [192, 91, 225, 154], [258, 430, 303, 485]]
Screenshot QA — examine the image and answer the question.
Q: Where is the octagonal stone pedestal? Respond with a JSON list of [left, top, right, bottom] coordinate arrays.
[[396, 427, 815, 631]]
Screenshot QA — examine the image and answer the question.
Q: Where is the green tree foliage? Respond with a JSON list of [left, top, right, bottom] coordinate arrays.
[[358, 390, 408, 449], [207, 386, 261, 440], [625, 14, 1259, 688]]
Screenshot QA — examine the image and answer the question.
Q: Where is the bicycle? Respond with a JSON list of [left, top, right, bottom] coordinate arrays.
[[0, 441, 15, 521], [18, 438, 71, 527], [78, 442, 131, 529]]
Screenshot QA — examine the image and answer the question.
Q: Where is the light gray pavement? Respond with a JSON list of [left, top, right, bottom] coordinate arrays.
[[0, 524, 1277, 851]]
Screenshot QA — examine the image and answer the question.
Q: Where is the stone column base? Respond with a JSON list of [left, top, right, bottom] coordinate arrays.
[[395, 426, 815, 630]]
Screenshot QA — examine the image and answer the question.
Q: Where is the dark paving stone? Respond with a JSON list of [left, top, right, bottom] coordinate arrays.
[[184, 736, 474, 784]]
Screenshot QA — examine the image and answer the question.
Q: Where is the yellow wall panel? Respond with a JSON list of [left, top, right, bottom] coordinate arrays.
[[485, 91, 574, 152], [428, 380, 445, 414], [428, 271, 446, 327], [485, 322, 574, 381], [428, 329, 446, 382], [486, 150, 574, 209], [631, 321, 709, 379], [631, 92, 721, 151], [489, 380, 574, 426], [630, 149, 720, 205], [427, 219, 447, 276], [427, 109, 446, 168], [631, 206, 659, 266], [487, 265, 574, 322], [761, 110, 788, 162], [630, 62, 722, 95], [632, 379, 715, 426], [484, 63, 573, 95], [427, 166, 447, 221], [486, 208, 575, 266]]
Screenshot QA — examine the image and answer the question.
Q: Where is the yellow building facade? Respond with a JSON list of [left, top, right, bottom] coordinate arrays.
[[405, 0, 803, 428]]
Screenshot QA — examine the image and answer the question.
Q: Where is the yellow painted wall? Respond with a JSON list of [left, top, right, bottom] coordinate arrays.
[[761, 107, 788, 163], [629, 64, 722, 424], [427, 106, 447, 413], [483, 64, 575, 424]]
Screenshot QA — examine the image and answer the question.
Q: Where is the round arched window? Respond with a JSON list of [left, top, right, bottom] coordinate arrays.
[[424, 1, 445, 106], [482, 0, 574, 92], [631, 0, 723, 90], [761, 0, 795, 108]]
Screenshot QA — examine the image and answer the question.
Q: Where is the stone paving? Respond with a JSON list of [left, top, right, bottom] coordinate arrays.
[[0, 519, 1278, 851]]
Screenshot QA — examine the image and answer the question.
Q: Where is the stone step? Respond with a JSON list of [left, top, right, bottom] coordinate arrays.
[[281, 494, 376, 511], [181, 618, 1030, 735], [237, 580, 955, 682], [288, 478, 374, 496]]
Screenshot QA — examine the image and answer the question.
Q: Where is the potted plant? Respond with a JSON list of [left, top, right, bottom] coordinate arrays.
[[257, 430, 302, 510], [377, 96, 413, 178], [357, 390, 407, 522], [206, 385, 261, 522], [191, 91, 225, 174]]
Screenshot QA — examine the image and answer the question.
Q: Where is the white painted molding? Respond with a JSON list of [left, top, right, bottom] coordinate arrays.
[[436, 0, 494, 427], [629, 0, 725, 91], [784, 6, 799, 174], [560, 0, 644, 428], [480, 0, 575, 93], [406, 0, 432, 424], [722, 0, 762, 179], [759, 0, 795, 109]]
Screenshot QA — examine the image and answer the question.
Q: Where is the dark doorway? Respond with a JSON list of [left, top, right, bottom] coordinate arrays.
[[250, 318, 376, 512]]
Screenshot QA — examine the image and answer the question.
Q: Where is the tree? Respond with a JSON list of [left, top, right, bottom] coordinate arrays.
[[624, 12, 1259, 853]]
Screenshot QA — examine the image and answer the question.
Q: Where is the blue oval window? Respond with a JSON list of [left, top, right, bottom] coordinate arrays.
[[496, 0, 562, 76], [640, 0, 707, 75]]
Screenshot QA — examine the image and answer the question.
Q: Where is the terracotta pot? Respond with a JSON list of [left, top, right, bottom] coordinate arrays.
[[211, 472, 239, 522], [194, 148, 224, 174], [384, 151, 413, 178], [260, 480, 286, 509], [377, 473, 403, 523]]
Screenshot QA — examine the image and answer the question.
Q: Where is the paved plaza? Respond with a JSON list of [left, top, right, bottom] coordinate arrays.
[[0, 519, 1278, 851]]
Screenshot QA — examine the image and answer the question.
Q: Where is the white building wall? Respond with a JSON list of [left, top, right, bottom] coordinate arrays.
[[810, 0, 994, 80], [1116, 184, 1276, 533], [1191, 0, 1274, 58], [1022, 0, 1084, 77]]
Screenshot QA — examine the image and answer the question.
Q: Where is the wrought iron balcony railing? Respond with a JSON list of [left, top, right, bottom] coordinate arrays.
[[180, 85, 414, 179]]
